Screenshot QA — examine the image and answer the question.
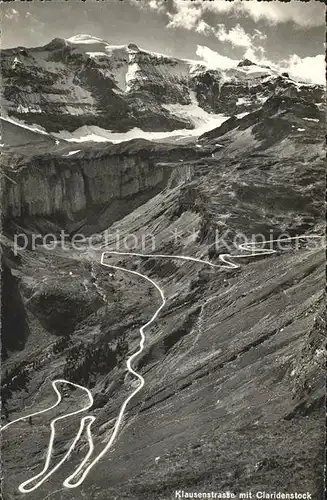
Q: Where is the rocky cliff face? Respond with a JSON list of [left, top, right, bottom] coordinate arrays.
[[2, 140, 201, 234], [1, 253, 29, 359], [4, 155, 163, 218]]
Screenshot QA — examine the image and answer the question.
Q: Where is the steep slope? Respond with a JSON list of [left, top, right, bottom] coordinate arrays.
[[0, 116, 62, 153], [193, 92, 325, 239], [1, 177, 324, 500]]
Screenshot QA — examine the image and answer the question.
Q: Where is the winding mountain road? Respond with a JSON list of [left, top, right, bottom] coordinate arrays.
[[0, 235, 323, 493]]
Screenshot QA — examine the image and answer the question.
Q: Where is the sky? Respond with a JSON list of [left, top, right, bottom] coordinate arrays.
[[1, 0, 325, 84]]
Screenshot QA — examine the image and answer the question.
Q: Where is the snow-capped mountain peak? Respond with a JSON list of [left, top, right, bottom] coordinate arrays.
[[237, 58, 257, 67], [0, 36, 324, 144], [65, 33, 115, 55], [66, 33, 107, 44]]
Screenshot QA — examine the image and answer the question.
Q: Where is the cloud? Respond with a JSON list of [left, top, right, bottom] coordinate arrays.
[[243, 45, 266, 63], [163, 1, 269, 59], [4, 8, 19, 22], [148, 0, 167, 12], [282, 54, 325, 85], [167, 1, 202, 30], [195, 20, 214, 36], [238, 1, 325, 28], [253, 29, 267, 41], [165, 0, 324, 29], [215, 23, 253, 48], [143, 0, 167, 13], [196, 43, 324, 85], [196, 45, 237, 70], [165, 0, 267, 56], [241, 46, 324, 85], [127, 0, 166, 13], [23, 11, 45, 34]]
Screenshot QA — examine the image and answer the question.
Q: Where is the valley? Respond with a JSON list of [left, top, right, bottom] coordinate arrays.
[[0, 33, 325, 500]]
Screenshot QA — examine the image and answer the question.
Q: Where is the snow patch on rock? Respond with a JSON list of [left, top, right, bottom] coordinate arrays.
[[236, 112, 250, 119], [236, 97, 251, 106], [1, 115, 49, 136], [162, 90, 228, 131], [303, 117, 319, 122], [125, 62, 140, 92], [63, 149, 81, 156]]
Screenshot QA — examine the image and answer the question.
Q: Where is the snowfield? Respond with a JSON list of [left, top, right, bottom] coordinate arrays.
[[55, 91, 229, 144], [55, 115, 229, 144], [162, 90, 228, 129]]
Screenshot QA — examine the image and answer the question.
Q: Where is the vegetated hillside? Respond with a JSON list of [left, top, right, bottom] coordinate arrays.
[[0, 40, 325, 500]]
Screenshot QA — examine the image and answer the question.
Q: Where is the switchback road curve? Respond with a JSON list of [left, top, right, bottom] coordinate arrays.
[[0, 235, 323, 493]]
